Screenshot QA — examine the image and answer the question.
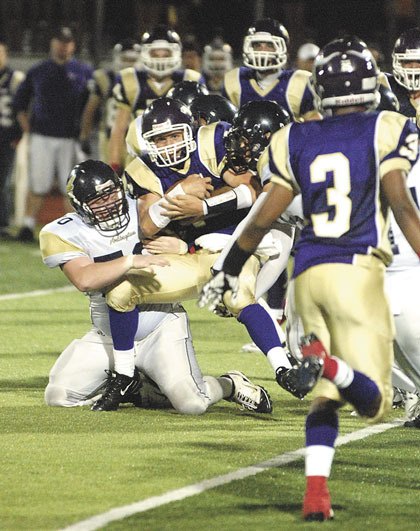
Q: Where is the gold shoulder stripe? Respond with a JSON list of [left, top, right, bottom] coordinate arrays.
[[125, 158, 164, 196], [121, 67, 140, 110], [287, 70, 311, 121], [197, 123, 220, 176], [377, 111, 413, 178], [257, 124, 297, 191], [223, 68, 241, 108], [94, 69, 111, 99], [379, 72, 391, 89], [39, 231, 85, 260]]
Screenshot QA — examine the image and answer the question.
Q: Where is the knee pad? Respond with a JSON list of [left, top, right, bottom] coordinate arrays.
[[106, 280, 138, 312]]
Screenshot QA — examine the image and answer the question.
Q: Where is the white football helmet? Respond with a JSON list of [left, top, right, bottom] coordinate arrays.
[[243, 18, 289, 71], [140, 25, 182, 78]]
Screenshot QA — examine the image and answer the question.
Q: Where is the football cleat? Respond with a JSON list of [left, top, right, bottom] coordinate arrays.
[[303, 478, 334, 521], [404, 391, 420, 419], [222, 370, 273, 413], [404, 414, 420, 428], [295, 356, 324, 397], [276, 366, 306, 399], [91, 370, 141, 411]]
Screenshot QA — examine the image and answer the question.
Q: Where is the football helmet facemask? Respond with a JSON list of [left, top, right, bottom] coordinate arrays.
[[190, 94, 237, 126], [224, 100, 291, 173], [141, 97, 197, 167], [202, 37, 233, 76], [243, 18, 289, 71], [166, 80, 209, 106], [312, 35, 380, 112], [66, 160, 129, 235], [113, 38, 142, 71], [392, 27, 420, 91], [140, 24, 182, 77]]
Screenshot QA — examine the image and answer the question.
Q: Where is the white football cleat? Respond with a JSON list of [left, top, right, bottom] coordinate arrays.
[[222, 370, 272, 413]]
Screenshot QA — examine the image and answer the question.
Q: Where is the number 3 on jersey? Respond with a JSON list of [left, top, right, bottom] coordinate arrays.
[[310, 152, 352, 238]]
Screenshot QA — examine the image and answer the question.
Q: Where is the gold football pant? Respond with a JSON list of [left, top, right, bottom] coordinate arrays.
[[294, 255, 394, 422], [106, 251, 261, 316]]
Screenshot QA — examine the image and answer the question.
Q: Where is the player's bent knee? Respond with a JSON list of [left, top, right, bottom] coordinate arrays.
[[106, 280, 138, 312], [166, 384, 209, 415], [223, 291, 255, 317]]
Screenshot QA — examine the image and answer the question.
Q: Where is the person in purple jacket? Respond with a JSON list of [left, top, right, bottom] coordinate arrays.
[[13, 26, 93, 242]]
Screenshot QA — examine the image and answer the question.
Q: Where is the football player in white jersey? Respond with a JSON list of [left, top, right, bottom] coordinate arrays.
[[40, 160, 272, 414], [386, 157, 420, 427]]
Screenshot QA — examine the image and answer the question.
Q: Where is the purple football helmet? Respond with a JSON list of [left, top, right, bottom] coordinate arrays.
[[141, 97, 196, 167], [312, 36, 380, 112], [392, 27, 420, 91]]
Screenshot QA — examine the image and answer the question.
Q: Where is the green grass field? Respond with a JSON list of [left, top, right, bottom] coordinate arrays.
[[1, 240, 419, 530]]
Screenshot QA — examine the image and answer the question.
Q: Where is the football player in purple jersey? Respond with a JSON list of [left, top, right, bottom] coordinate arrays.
[[105, 97, 305, 402], [222, 18, 320, 122], [200, 37, 420, 521], [108, 25, 204, 176]]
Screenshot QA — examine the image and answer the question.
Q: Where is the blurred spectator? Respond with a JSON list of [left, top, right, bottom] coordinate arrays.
[[295, 42, 320, 72], [78, 38, 141, 164], [182, 34, 202, 72], [0, 39, 25, 238], [13, 27, 93, 242]]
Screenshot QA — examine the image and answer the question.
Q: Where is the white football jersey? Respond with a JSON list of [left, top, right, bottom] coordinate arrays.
[[388, 159, 420, 272], [39, 197, 173, 335]]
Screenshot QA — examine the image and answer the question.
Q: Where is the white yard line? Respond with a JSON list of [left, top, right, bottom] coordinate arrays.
[[0, 286, 75, 301], [61, 418, 404, 531]]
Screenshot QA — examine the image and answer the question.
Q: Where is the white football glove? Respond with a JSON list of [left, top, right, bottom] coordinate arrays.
[[198, 271, 239, 312]]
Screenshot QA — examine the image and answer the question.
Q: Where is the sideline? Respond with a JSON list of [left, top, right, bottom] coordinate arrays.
[[0, 286, 75, 301], [61, 419, 404, 531]]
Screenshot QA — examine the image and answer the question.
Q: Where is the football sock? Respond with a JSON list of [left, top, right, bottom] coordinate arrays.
[[305, 409, 338, 478], [237, 303, 291, 368], [108, 306, 139, 377], [113, 348, 135, 377], [322, 357, 380, 415]]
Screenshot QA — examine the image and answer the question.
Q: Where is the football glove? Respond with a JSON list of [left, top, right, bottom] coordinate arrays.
[[198, 271, 239, 312]]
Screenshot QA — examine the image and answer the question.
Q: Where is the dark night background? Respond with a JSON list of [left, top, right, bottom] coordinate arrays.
[[1, 0, 420, 69]]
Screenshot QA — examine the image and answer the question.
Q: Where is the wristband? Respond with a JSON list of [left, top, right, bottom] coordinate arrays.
[[166, 183, 185, 198], [110, 163, 122, 176], [125, 254, 134, 270], [148, 199, 171, 228], [203, 184, 253, 216], [223, 241, 253, 276]]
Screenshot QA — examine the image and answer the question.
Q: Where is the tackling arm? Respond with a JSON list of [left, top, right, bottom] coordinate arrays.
[[62, 254, 169, 293]]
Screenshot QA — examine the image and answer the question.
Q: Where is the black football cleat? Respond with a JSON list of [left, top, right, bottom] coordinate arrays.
[[404, 414, 420, 428], [91, 370, 141, 411], [296, 355, 324, 396], [276, 367, 306, 399]]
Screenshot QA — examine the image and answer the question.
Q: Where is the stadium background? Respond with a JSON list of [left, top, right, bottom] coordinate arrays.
[[1, 0, 420, 71]]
